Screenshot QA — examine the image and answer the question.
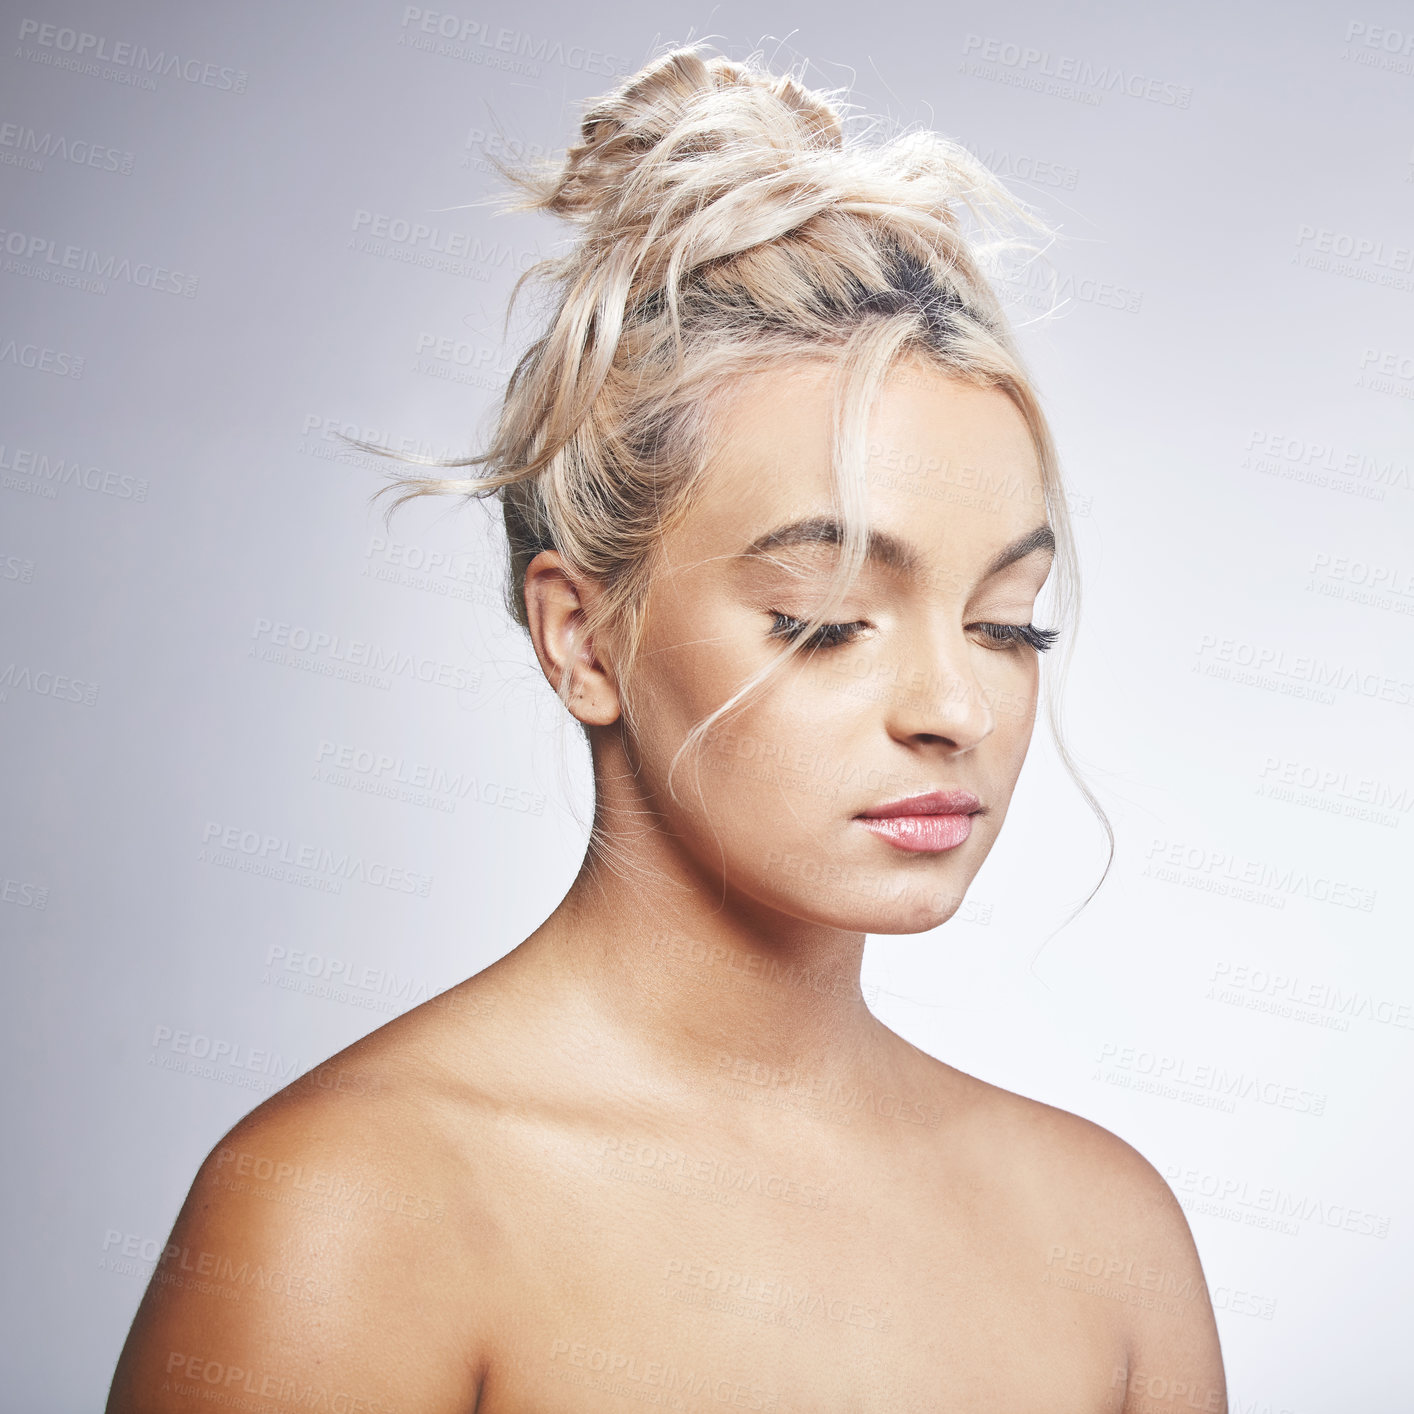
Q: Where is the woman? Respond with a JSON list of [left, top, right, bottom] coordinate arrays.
[[108, 45, 1227, 1413]]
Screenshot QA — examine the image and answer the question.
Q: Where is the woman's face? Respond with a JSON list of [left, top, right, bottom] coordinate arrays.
[[618, 357, 1056, 935]]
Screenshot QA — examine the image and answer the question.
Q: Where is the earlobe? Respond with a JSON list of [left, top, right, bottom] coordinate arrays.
[[523, 550, 622, 727]]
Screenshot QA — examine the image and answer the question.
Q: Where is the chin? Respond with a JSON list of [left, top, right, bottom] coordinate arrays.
[[799, 885, 969, 936], [866, 899, 967, 936]]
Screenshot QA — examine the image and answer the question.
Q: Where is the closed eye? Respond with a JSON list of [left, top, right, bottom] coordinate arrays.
[[766, 612, 869, 650], [973, 622, 1061, 652]]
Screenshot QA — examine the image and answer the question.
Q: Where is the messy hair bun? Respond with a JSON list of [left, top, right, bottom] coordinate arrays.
[[372, 42, 1108, 928]]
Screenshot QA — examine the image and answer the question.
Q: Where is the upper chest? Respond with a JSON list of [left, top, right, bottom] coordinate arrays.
[[464, 1118, 1131, 1414]]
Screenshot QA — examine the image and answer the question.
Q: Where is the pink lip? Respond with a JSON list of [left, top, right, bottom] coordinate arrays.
[[855, 789, 981, 854]]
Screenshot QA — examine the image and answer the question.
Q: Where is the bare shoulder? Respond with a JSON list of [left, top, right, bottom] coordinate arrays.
[[105, 1032, 501, 1414], [964, 1073, 1186, 1224], [950, 1069, 1229, 1412]]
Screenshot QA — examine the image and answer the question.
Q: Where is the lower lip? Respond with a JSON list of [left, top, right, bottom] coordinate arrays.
[[855, 812, 975, 853]]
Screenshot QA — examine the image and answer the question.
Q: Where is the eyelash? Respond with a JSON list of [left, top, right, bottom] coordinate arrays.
[[766, 612, 1061, 654]]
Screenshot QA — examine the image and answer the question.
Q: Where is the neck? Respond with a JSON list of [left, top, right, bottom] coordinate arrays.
[[509, 751, 892, 1098]]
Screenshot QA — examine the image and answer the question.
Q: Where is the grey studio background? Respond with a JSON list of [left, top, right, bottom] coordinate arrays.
[[2, 0, 1411, 1408]]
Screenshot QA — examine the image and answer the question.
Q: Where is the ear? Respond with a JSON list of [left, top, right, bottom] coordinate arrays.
[[522, 550, 622, 727]]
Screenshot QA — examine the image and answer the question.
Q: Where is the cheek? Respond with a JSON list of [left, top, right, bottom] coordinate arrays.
[[622, 612, 778, 787], [711, 681, 848, 797], [632, 650, 856, 829], [979, 658, 1041, 823], [979, 651, 1040, 736]]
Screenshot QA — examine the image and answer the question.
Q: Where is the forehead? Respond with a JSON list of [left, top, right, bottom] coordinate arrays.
[[684, 358, 1046, 572]]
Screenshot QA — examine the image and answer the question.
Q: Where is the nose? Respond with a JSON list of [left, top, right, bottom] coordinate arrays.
[[880, 629, 997, 752]]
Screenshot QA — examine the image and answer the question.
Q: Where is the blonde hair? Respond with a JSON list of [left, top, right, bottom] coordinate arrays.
[[365, 42, 1113, 947]]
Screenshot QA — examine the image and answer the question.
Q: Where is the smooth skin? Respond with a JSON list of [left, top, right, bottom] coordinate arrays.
[[107, 358, 1226, 1414]]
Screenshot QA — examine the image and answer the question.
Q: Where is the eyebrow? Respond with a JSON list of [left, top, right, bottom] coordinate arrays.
[[742, 516, 1055, 580]]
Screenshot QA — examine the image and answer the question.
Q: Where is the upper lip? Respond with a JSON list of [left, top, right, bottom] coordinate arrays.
[[856, 789, 982, 819]]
